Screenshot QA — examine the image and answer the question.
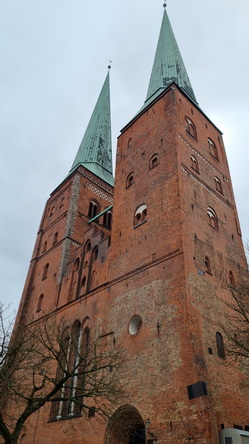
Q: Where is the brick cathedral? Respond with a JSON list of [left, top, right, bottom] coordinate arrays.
[[9, 5, 249, 444]]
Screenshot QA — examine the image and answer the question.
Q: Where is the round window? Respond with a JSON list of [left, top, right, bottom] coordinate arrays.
[[128, 315, 142, 335]]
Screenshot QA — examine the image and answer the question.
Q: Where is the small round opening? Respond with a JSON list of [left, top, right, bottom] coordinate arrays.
[[129, 315, 142, 335]]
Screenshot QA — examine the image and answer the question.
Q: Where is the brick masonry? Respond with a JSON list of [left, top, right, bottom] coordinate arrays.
[[9, 85, 249, 444]]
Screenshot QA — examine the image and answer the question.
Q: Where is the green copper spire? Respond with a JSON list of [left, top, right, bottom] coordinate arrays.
[[69, 70, 114, 186], [145, 6, 197, 105]]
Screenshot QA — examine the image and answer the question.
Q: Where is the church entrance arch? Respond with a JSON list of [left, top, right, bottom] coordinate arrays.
[[104, 405, 146, 444]]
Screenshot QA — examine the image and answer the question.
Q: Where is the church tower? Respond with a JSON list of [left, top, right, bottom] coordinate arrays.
[[107, 5, 249, 443], [11, 5, 249, 444], [17, 69, 113, 318]]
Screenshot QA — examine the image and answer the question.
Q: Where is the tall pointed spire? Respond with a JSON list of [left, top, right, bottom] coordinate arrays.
[[145, 5, 197, 106], [69, 70, 114, 186]]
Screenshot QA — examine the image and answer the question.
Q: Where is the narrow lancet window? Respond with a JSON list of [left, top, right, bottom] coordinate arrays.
[[185, 117, 197, 140], [208, 138, 219, 160], [190, 155, 199, 173], [214, 177, 223, 194], [149, 154, 159, 170], [126, 173, 134, 188], [88, 201, 99, 219], [216, 332, 225, 359], [42, 263, 49, 280], [205, 256, 212, 275]]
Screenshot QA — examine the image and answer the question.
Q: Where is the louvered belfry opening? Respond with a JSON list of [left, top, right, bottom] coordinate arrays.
[[104, 405, 146, 444]]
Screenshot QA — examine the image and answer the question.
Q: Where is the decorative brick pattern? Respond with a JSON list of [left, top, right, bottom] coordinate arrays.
[[86, 182, 113, 204]]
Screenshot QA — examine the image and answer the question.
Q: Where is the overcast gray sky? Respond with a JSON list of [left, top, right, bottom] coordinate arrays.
[[1, 0, 248, 312]]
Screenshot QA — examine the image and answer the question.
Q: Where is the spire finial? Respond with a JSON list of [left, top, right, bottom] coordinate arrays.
[[108, 60, 112, 70], [144, 0, 197, 105]]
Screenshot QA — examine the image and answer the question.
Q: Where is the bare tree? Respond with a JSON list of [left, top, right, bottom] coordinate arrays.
[[223, 281, 249, 375], [0, 304, 15, 369], [0, 308, 125, 444]]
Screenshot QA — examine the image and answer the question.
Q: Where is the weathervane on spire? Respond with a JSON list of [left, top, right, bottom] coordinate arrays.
[[108, 60, 112, 70]]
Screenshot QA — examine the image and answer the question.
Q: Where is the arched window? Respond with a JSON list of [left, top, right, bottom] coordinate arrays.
[[126, 172, 134, 188], [88, 201, 99, 219], [134, 205, 147, 227], [149, 154, 159, 170], [81, 276, 86, 287], [185, 117, 197, 139], [190, 155, 199, 173], [59, 197, 65, 208], [128, 138, 133, 148], [42, 241, 47, 253], [73, 326, 90, 418], [67, 321, 82, 417], [53, 232, 58, 244], [216, 332, 225, 359], [208, 138, 219, 160], [56, 321, 82, 418], [49, 207, 55, 217], [82, 326, 90, 355], [205, 256, 212, 275], [85, 241, 91, 253], [36, 294, 44, 312], [42, 263, 49, 280], [68, 258, 80, 302], [214, 177, 223, 194], [228, 271, 236, 289], [50, 321, 91, 421], [103, 210, 112, 228], [207, 207, 219, 230], [50, 326, 71, 420]]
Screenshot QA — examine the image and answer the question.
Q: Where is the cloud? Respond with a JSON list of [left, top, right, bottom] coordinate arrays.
[[1, 0, 249, 311]]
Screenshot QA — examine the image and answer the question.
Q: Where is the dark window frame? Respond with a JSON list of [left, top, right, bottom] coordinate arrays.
[[126, 172, 134, 188], [88, 200, 99, 219], [149, 153, 159, 170], [103, 210, 112, 228], [216, 332, 225, 359], [205, 256, 212, 275]]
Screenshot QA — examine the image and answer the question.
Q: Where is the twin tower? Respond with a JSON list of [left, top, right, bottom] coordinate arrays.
[[15, 6, 249, 444]]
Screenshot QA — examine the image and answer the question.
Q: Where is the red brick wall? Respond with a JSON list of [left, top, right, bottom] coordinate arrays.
[[10, 86, 249, 444]]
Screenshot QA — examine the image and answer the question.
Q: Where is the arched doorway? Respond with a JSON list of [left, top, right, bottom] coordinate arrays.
[[104, 405, 146, 444]]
